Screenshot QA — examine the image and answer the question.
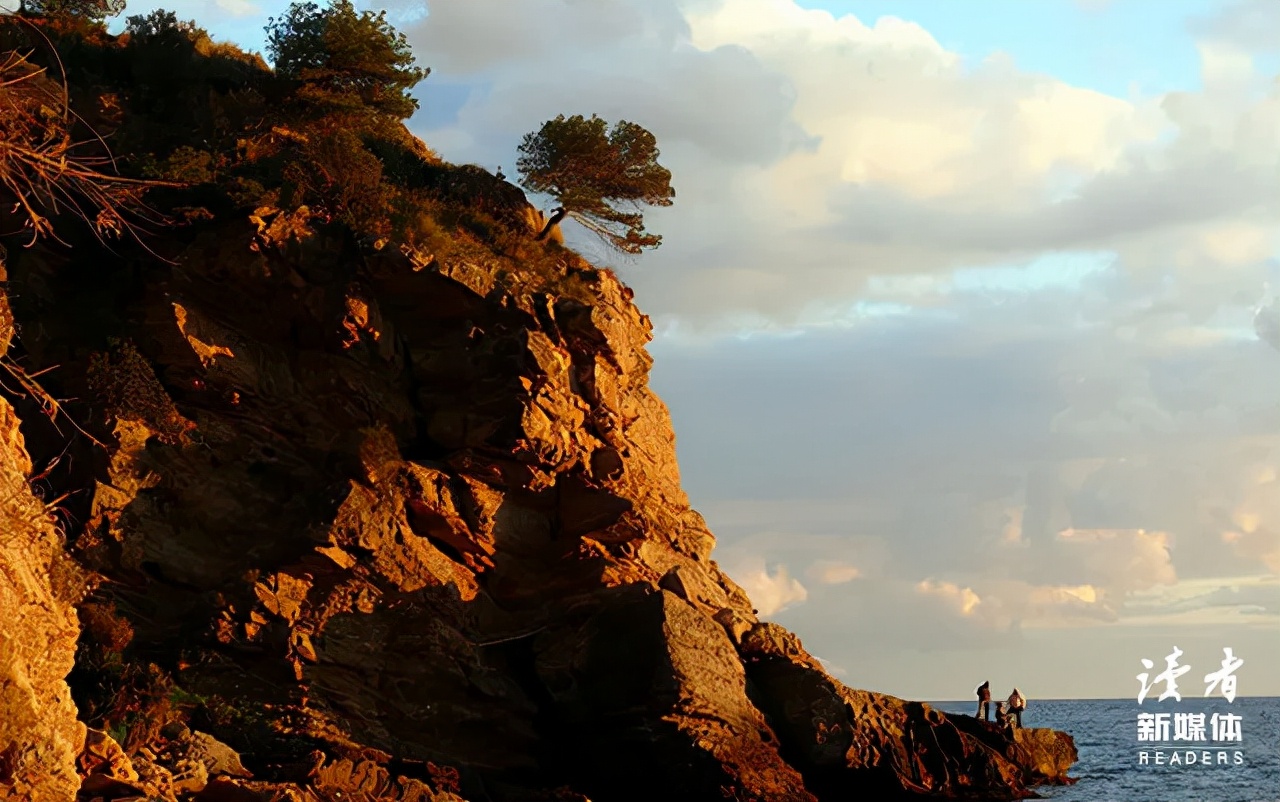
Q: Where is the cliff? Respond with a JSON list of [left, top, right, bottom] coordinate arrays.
[[0, 272, 85, 802], [0, 17, 1076, 802]]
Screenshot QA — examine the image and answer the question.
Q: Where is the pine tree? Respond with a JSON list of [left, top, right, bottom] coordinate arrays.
[[265, 0, 426, 121], [517, 114, 674, 254]]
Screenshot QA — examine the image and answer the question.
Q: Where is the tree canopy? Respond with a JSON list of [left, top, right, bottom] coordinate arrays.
[[18, 0, 125, 21], [516, 114, 674, 254], [124, 9, 201, 40], [265, 0, 426, 121]]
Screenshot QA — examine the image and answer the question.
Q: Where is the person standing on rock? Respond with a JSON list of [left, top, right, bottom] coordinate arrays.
[[1007, 687, 1026, 728], [976, 680, 992, 720]]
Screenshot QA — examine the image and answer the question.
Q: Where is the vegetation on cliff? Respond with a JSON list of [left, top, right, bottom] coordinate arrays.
[[0, 3, 673, 258], [1, 2, 501, 254], [517, 114, 675, 254]]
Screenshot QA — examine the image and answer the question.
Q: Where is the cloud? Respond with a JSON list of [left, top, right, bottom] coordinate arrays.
[[913, 526, 1175, 633], [651, 290, 1280, 683], [1221, 465, 1280, 573], [1188, 0, 1280, 56], [396, 0, 811, 167], [1126, 575, 1280, 619], [636, 4, 1272, 328], [808, 560, 862, 585], [812, 655, 848, 677], [1052, 528, 1177, 593], [1001, 506, 1026, 544], [727, 557, 808, 616], [213, 0, 259, 17], [1254, 295, 1280, 351], [917, 579, 982, 617]]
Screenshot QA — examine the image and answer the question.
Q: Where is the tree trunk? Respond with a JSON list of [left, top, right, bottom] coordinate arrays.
[[535, 207, 568, 241]]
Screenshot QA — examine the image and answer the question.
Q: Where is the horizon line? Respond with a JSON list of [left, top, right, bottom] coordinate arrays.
[[923, 694, 1280, 702]]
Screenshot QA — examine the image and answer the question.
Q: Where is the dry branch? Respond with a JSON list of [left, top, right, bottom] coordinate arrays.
[[0, 40, 180, 247]]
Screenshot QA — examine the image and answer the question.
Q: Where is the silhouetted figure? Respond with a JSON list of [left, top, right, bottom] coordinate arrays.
[[976, 680, 991, 721], [996, 701, 1015, 737], [1007, 687, 1026, 728], [496, 165, 506, 181]]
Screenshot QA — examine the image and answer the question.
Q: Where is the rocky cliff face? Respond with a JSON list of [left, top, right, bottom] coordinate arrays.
[[0, 268, 85, 802], [0, 196, 1076, 801]]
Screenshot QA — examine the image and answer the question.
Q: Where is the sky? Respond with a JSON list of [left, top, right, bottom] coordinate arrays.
[[109, 0, 1280, 700]]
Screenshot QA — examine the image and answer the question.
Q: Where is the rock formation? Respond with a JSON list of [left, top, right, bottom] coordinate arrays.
[[0, 202, 1077, 801], [0, 21, 1076, 802], [0, 262, 86, 802]]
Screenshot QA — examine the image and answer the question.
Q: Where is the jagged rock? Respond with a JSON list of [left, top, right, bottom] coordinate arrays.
[[740, 621, 823, 669], [308, 757, 467, 802], [657, 563, 730, 613], [0, 262, 13, 354], [78, 728, 138, 785], [178, 731, 252, 781], [712, 607, 755, 646], [0, 390, 83, 802], [949, 715, 1078, 787], [134, 752, 183, 799], [76, 728, 168, 801], [1008, 728, 1077, 786], [533, 586, 815, 802]]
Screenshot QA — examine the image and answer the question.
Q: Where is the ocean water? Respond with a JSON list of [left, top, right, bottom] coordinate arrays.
[[930, 697, 1280, 802]]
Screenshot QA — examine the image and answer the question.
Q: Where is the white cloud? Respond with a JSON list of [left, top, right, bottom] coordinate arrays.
[[1189, 0, 1280, 56], [727, 557, 808, 616], [1221, 465, 1280, 573], [1053, 528, 1177, 593], [917, 579, 982, 616], [213, 0, 259, 18], [808, 560, 862, 585], [1002, 506, 1026, 545]]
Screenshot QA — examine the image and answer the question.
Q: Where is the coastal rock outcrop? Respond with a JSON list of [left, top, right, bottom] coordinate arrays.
[[741, 623, 1037, 800], [950, 715, 1079, 788], [0, 31, 1076, 800], [0, 203, 1079, 800]]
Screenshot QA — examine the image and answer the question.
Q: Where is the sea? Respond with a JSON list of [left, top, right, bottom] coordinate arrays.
[[929, 697, 1280, 802]]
